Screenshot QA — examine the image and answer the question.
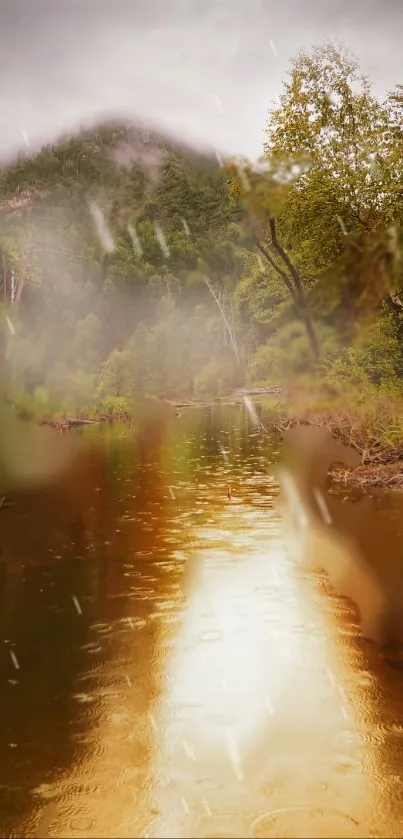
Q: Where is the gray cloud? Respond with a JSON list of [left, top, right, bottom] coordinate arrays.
[[0, 0, 401, 162]]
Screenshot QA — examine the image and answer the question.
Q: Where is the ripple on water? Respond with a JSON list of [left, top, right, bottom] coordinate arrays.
[[308, 781, 328, 792], [129, 588, 156, 600], [117, 616, 147, 630], [351, 670, 379, 691], [199, 629, 222, 642], [68, 814, 96, 832], [74, 663, 104, 685], [90, 622, 113, 635], [58, 781, 101, 798], [371, 720, 403, 741], [249, 807, 368, 838], [150, 611, 180, 625], [196, 777, 225, 792], [73, 692, 98, 705], [332, 754, 365, 775], [338, 728, 375, 749], [80, 642, 102, 655], [67, 734, 106, 769], [370, 757, 403, 808], [324, 591, 356, 613]]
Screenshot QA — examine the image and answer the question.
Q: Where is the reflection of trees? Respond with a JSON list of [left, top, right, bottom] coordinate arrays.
[[193, 403, 271, 478], [0, 443, 108, 836], [0, 410, 179, 838], [91, 415, 172, 597]]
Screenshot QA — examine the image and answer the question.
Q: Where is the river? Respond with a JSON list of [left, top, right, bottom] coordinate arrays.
[[1, 403, 403, 838]]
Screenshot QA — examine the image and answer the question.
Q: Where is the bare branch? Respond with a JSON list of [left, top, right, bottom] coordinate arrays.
[[204, 276, 241, 365], [256, 241, 297, 299]]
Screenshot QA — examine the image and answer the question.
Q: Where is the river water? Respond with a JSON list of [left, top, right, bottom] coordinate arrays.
[[1, 404, 403, 838]]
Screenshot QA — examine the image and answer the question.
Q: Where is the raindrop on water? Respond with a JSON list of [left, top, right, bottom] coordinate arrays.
[[71, 595, 82, 615], [9, 650, 20, 670]]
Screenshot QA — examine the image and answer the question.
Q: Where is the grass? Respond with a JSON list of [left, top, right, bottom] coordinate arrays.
[[258, 378, 403, 487], [282, 386, 403, 459]]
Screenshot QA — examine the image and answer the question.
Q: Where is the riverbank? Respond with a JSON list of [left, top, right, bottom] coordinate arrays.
[[269, 386, 403, 490], [270, 420, 403, 490], [332, 461, 403, 490], [12, 385, 403, 489]]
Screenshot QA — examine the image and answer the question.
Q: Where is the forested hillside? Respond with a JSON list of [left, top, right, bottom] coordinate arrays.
[[0, 43, 402, 424]]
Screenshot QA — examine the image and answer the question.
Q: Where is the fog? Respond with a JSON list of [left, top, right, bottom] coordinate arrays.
[[0, 0, 402, 163]]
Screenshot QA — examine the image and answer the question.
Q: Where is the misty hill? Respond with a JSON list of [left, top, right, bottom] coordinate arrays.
[[0, 121, 250, 414], [0, 122, 236, 231]]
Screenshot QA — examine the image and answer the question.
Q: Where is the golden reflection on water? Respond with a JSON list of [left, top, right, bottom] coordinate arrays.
[[150, 499, 377, 839], [6, 415, 403, 839], [27, 485, 400, 839]]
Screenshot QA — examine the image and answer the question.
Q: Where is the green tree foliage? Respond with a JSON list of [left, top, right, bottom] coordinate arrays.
[[97, 349, 134, 399], [228, 43, 403, 384], [0, 44, 401, 414]]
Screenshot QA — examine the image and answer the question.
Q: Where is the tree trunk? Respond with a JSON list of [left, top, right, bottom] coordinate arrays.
[[256, 220, 320, 362], [267, 217, 319, 360]]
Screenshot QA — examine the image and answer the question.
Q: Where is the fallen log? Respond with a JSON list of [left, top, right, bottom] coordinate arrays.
[[234, 386, 284, 396], [39, 417, 105, 430]]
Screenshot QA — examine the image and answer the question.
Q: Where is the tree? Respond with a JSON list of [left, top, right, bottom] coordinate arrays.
[[266, 44, 390, 230], [97, 349, 133, 398], [264, 42, 396, 275], [73, 314, 102, 370], [225, 158, 320, 361]]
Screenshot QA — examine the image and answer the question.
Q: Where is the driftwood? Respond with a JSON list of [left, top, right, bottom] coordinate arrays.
[[234, 386, 283, 396], [145, 389, 283, 409], [39, 417, 106, 430], [145, 395, 224, 409]]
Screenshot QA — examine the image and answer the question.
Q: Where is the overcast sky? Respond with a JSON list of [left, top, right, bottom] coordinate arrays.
[[0, 0, 402, 163]]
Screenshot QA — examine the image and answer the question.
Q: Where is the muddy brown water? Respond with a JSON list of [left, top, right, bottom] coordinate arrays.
[[1, 404, 403, 838]]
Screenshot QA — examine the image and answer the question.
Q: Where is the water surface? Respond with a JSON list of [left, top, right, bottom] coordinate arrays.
[[1, 404, 403, 838]]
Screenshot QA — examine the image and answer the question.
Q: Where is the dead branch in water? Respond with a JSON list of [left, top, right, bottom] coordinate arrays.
[[39, 417, 106, 431]]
